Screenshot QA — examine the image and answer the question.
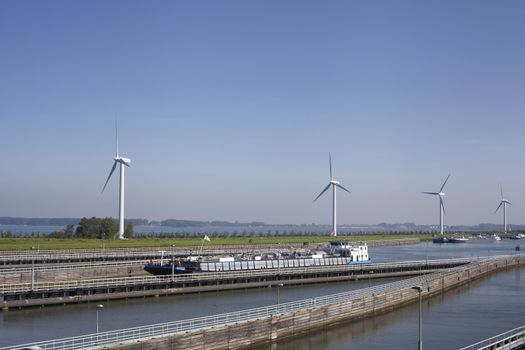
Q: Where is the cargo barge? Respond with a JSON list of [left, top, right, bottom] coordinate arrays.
[[144, 241, 371, 275]]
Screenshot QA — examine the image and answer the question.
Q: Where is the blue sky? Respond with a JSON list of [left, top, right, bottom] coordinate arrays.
[[1, 0, 524, 225]]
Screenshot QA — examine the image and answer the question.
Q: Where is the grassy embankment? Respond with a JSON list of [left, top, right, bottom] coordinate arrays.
[[0, 234, 433, 251]]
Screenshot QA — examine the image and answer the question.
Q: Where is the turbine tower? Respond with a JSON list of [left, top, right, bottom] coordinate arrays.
[[102, 121, 131, 240], [495, 184, 512, 233], [422, 174, 450, 235], [314, 153, 350, 237]]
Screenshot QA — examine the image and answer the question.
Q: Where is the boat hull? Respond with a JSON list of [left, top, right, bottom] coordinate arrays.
[[144, 265, 195, 275], [433, 237, 449, 243]]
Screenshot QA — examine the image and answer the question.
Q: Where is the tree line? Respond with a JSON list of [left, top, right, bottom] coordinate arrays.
[[44, 217, 133, 239]]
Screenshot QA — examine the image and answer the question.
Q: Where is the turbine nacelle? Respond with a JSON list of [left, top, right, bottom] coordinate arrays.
[[114, 157, 131, 166], [495, 185, 512, 213], [314, 153, 350, 237], [102, 119, 131, 240], [422, 174, 451, 235]]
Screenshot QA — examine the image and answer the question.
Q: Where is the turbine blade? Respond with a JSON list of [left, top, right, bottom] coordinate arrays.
[[422, 192, 439, 195], [102, 161, 117, 193], [314, 183, 332, 202], [507, 201, 512, 206], [439, 174, 451, 193], [329, 152, 332, 180], [120, 158, 131, 167], [495, 201, 503, 213], [500, 183, 503, 198], [335, 183, 350, 193]]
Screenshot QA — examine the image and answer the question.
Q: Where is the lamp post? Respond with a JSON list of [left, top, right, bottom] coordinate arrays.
[[276, 283, 284, 305], [159, 250, 166, 265], [412, 286, 423, 350], [96, 304, 104, 344]]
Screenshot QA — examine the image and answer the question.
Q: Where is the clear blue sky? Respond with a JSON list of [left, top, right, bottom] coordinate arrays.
[[1, 0, 524, 225]]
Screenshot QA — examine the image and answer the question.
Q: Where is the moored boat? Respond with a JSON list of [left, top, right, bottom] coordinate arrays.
[[448, 236, 469, 243], [144, 241, 371, 276], [432, 236, 449, 243]]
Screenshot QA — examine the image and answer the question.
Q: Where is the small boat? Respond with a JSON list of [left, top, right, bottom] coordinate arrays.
[[448, 237, 469, 243], [432, 236, 449, 244], [492, 234, 502, 241]]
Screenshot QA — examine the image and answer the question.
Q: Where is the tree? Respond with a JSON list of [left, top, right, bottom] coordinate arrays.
[[124, 222, 134, 238], [64, 224, 74, 237], [75, 217, 118, 239]]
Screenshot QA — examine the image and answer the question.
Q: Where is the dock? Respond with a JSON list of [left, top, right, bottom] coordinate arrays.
[[2, 253, 523, 350], [459, 325, 525, 350], [1, 258, 465, 309]]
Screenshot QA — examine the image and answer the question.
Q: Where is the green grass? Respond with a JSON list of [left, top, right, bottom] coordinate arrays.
[[0, 234, 433, 251]]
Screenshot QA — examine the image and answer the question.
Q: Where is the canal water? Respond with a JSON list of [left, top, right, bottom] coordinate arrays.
[[0, 240, 523, 348]]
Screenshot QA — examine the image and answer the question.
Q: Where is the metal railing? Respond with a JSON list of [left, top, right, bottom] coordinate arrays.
[[0, 260, 147, 275], [0, 238, 419, 262], [459, 325, 525, 350], [0, 257, 476, 294], [0, 272, 440, 350], [1, 255, 522, 350]]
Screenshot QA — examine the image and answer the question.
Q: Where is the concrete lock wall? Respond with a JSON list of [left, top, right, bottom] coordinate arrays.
[[0, 264, 147, 284], [108, 256, 524, 350]]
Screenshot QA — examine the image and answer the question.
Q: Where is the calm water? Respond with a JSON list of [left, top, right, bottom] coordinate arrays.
[[258, 268, 525, 350], [0, 240, 523, 348]]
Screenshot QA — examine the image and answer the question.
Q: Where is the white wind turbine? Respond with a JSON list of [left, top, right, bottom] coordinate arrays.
[[314, 153, 350, 237], [102, 122, 131, 240], [422, 174, 450, 235], [495, 184, 512, 233]]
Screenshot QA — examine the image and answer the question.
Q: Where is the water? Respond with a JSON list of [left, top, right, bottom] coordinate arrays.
[[0, 225, 67, 235], [0, 223, 421, 236], [257, 268, 525, 350], [0, 240, 523, 348], [0, 278, 399, 346], [0, 224, 333, 236], [371, 239, 522, 262]]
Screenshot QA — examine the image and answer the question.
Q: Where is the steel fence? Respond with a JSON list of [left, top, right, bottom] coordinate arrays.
[[0, 254, 521, 350], [0, 257, 478, 294], [458, 325, 525, 350], [0, 272, 440, 350]]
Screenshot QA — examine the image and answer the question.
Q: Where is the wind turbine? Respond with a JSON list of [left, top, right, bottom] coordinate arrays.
[[495, 184, 512, 233], [314, 153, 350, 237], [422, 174, 450, 235], [102, 121, 131, 240]]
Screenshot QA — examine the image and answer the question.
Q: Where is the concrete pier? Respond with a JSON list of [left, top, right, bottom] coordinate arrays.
[[107, 254, 525, 350], [1, 258, 463, 310], [3, 254, 523, 350]]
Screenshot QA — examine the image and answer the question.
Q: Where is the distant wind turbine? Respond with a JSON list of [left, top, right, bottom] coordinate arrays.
[[314, 153, 350, 237], [102, 121, 131, 240], [422, 174, 450, 235], [495, 184, 512, 233]]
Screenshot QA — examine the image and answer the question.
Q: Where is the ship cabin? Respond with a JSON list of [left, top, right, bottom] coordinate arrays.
[[326, 241, 369, 262]]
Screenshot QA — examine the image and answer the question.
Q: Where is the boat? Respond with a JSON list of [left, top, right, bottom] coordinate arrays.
[[448, 237, 469, 243], [492, 234, 502, 241], [432, 236, 449, 243], [144, 241, 371, 275]]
